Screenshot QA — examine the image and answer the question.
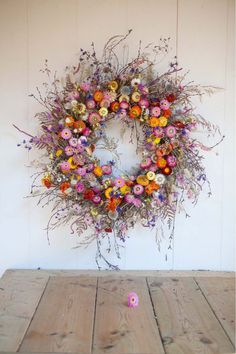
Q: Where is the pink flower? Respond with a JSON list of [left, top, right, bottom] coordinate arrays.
[[76, 182, 85, 193], [86, 163, 94, 172], [151, 106, 161, 117], [132, 198, 142, 207], [61, 128, 72, 140], [92, 195, 102, 204], [76, 167, 87, 176], [83, 127, 91, 136], [60, 161, 70, 172], [165, 126, 176, 138], [102, 165, 112, 175], [69, 137, 78, 147], [140, 157, 152, 169], [167, 155, 177, 167], [64, 145, 74, 156], [154, 127, 164, 138], [86, 99, 96, 109], [139, 98, 149, 108], [124, 194, 135, 203], [160, 99, 170, 110], [120, 101, 129, 109], [88, 112, 101, 125], [80, 82, 91, 91], [114, 177, 125, 188], [127, 292, 139, 308], [133, 184, 144, 195]]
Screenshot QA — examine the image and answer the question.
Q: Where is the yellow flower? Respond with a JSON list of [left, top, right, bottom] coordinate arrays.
[[77, 103, 86, 114], [119, 95, 130, 102], [159, 116, 168, 127], [68, 157, 77, 169], [108, 80, 118, 91], [120, 185, 131, 195], [146, 171, 156, 181], [90, 207, 98, 216], [136, 175, 149, 186], [153, 137, 161, 145], [56, 149, 63, 157], [99, 107, 108, 117], [131, 92, 141, 102], [105, 187, 113, 199]]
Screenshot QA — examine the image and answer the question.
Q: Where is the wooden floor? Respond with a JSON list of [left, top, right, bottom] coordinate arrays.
[[0, 270, 235, 354]]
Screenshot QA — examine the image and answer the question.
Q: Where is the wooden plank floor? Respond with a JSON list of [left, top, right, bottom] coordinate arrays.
[[0, 270, 235, 354]]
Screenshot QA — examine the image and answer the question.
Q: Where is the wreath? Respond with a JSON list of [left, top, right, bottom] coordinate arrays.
[[15, 31, 223, 269]]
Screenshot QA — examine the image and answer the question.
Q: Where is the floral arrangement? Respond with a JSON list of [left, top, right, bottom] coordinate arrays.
[[15, 31, 222, 268]]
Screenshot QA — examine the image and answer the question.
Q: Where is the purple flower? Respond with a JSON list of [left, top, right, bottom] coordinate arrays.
[[76, 167, 87, 176], [60, 161, 70, 172], [76, 182, 85, 193]]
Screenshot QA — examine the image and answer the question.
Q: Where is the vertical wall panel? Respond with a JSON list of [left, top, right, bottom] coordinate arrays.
[[0, 0, 234, 272], [174, 0, 231, 270], [0, 0, 30, 275]]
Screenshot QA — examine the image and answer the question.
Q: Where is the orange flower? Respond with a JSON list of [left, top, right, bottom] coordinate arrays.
[[145, 181, 160, 195], [93, 166, 103, 177], [163, 109, 172, 118], [110, 101, 120, 112], [149, 117, 159, 127], [129, 105, 142, 119], [93, 90, 104, 102], [156, 157, 167, 168], [41, 176, 51, 188], [106, 197, 122, 212], [65, 116, 75, 127], [74, 120, 86, 131], [60, 181, 70, 193], [136, 175, 149, 186]]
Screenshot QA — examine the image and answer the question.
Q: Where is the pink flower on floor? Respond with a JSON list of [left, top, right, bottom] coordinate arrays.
[[127, 292, 139, 308]]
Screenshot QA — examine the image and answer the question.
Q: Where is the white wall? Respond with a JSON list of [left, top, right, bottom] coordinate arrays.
[[0, 0, 235, 275]]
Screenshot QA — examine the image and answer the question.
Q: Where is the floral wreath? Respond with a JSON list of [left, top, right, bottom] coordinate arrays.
[[15, 31, 223, 269]]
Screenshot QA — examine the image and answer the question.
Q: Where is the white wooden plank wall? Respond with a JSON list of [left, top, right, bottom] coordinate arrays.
[[0, 0, 234, 274]]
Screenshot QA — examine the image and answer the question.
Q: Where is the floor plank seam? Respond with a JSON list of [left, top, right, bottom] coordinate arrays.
[[16, 275, 51, 352], [91, 277, 98, 354], [194, 277, 235, 350], [145, 277, 166, 354]]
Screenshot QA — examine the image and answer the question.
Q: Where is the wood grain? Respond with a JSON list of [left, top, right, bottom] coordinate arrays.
[[93, 276, 165, 354], [0, 271, 49, 351], [147, 277, 235, 354], [19, 276, 97, 353], [196, 277, 235, 346]]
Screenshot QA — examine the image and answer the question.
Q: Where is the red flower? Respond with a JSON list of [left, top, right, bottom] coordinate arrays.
[[166, 93, 176, 102], [83, 189, 95, 200]]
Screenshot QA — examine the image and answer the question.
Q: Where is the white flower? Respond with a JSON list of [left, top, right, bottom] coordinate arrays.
[[131, 78, 141, 87], [71, 100, 78, 107], [155, 174, 166, 185]]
